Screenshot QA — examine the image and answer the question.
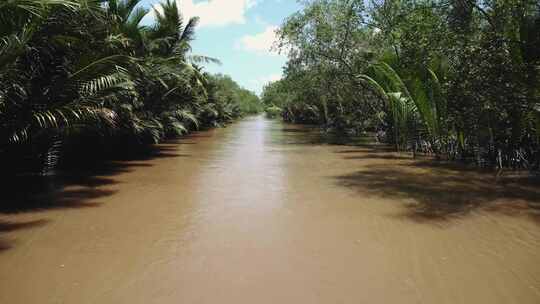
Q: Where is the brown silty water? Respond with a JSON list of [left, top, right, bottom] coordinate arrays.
[[0, 115, 539, 303]]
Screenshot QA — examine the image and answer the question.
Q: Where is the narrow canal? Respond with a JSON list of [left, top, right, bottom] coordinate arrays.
[[1, 116, 539, 303]]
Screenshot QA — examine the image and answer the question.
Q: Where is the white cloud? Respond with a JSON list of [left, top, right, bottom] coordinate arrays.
[[261, 73, 282, 83], [237, 26, 282, 56], [248, 73, 282, 93], [179, 0, 256, 28]]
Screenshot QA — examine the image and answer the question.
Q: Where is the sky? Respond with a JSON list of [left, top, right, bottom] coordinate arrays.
[[139, 0, 302, 95]]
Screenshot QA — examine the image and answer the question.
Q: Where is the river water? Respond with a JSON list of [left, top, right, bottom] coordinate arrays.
[[1, 116, 539, 303]]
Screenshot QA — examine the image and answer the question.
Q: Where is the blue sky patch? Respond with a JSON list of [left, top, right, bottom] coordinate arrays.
[[139, 0, 301, 94]]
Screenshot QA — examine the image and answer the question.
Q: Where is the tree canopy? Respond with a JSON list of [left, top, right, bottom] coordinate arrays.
[[263, 0, 540, 169]]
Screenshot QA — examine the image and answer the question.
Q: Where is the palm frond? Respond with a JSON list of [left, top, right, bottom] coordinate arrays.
[[175, 108, 199, 129], [179, 17, 199, 45], [187, 55, 222, 65]]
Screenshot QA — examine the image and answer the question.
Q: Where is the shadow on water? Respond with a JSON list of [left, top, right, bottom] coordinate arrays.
[[181, 133, 215, 140], [1, 143, 188, 214], [0, 219, 50, 252], [0, 144, 187, 251], [273, 121, 540, 224], [103, 143, 191, 162], [270, 123, 375, 146], [343, 153, 413, 161], [0, 219, 50, 232], [0, 172, 118, 215], [333, 147, 540, 223]]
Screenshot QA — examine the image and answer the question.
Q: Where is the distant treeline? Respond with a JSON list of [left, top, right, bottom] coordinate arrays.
[[262, 0, 540, 170], [0, 0, 262, 175]]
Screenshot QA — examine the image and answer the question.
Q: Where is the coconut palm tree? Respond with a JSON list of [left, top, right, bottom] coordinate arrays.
[[0, 0, 260, 175]]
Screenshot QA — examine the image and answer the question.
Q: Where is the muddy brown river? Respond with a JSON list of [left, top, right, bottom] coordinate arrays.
[[1, 116, 539, 303]]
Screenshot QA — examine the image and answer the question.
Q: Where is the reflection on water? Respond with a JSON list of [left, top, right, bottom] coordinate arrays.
[[0, 115, 539, 304]]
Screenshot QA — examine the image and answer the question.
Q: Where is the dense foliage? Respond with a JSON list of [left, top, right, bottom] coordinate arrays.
[[0, 0, 261, 174], [263, 0, 540, 170]]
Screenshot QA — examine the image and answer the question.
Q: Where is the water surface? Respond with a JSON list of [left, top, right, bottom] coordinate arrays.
[[1, 116, 539, 303]]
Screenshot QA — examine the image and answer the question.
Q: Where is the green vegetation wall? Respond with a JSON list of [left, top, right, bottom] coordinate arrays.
[[0, 0, 261, 175], [263, 0, 540, 170]]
